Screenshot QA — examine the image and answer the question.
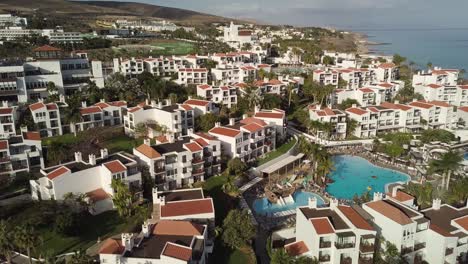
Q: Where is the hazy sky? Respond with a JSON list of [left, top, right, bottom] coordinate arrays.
[[91, 0, 468, 29]]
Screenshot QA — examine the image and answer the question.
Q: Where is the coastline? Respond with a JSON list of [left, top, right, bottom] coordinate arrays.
[[351, 31, 390, 55]]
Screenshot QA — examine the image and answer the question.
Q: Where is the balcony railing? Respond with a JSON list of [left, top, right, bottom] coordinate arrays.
[[192, 157, 204, 164], [340, 257, 352, 264], [319, 255, 331, 262], [192, 168, 204, 175], [335, 242, 355, 249], [445, 248, 453, 256], [358, 257, 373, 264], [319, 241, 331, 248], [401, 247, 414, 255], [414, 242, 426, 251], [359, 243, 374, 253]]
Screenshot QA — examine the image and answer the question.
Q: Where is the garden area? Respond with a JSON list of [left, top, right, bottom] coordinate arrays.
[[257, 138, 297, 166]]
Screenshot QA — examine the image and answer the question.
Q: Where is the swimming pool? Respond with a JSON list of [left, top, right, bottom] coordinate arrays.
[[252, 191, 325, 215], [325, 155, 410, 200], [464, 152, 468, 160]]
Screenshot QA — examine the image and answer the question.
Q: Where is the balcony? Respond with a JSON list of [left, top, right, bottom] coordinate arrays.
[[340, 257, 352, 264], [445, 248, 453, 256], [335, 242, 355, 249], [319, 255, 331, 262], [358, 257, 373, 264], [401, 247, 413, 255], [192, 157, 204, 164], [414, 242, 426, 251], [359, 243, 374, 253], [319, 241, 332, 248], [192, 168, 204, 175]]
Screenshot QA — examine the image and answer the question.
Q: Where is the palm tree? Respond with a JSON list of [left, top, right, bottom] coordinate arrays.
[[286, 83, 295, 108], [447, 178, 468, 206], [46, 141, 68, 165], [429, 151, 463, 190], [222, 175, 238, 196], [111, 179, 134, 217], [0, 220, 14, 264], [14, 224, 41, 264], [244, 85, 263, 112]]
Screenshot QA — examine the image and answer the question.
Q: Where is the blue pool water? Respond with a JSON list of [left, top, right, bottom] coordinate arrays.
[[252, 191, 325, 215], [464, 153, 468, 160], [325, 155, 410, 200]]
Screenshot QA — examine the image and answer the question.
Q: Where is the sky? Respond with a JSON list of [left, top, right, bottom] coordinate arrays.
[[89, 0, 468, 29]]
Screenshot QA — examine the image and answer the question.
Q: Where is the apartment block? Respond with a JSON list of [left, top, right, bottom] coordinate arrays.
[[313, 69, 339, 86], [208, 117, 276, 163], [345, 106, 378, 138], [183, 99, 218, 118], [412, 68, 459, 87], [30, 150, 142, 215], [99, 188, 215, 264], [29, 99, 67, 137], [143, 56, 186, 77], [196, 84, 238, 108], [133, 134, 221, 190], [363, 190, 467, 264], [414, 84, 468, 107], [308, 105, 347, 140], [0, 101, 17, 138], [253, 108, 287, 140], [0, 131, 42, 177], [124, 99, 195, 139], [408, 100, 457, 129], [176, 68, 208, 86], [113, 57, 145, 76], [274, 198, 377, 264]]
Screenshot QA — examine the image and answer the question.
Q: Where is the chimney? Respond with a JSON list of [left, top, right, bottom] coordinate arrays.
[[432, 198, 441, 210], [145, 98, 150, 106], [74, 152, 82, 162], [373, 192, 383, 201], [151, 100, 157, 108], [229, 118, 235, 126], [121, 233, 134, 252], [100, 148, 108, 159], [2, 101, 8, 108], [188, 96, 192, 100], [215, 122, 221, 128], [412, 98, 417, 102], [166, 98, 171, 105], [100, 98, 105, 103], [142, 221, 151, 238], [88, 154, 96, 166], [157, 101, 163, 109], [394, 100, 399, 104], [59, 94, 65, 103], [351, 104, 357, 108], [153, 187, 166, 206], [152, 187, 159, 204], [20, 126, 28, 133], [308, 197, 317, 209], [254, 105, 260, 113], [315, 105, 321, 110], [330, 198, 339, 209], [242, 114, 248, 119], [81, 101, 87, 108], [187, 128, 194, 136], [143, 138, 151, 146]]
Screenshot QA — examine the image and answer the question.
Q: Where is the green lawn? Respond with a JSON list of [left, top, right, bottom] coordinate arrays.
[[257, 138, 297, 166], [102, 135, 143, 153], [42, 133, 82, 146], [149, 41, 195, 55], [6, 203, 134, 256], [201, 175, 256, 264]]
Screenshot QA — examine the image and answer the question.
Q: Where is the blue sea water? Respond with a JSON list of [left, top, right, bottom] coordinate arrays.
[[325, 155, 410, 200], [252, 191, 324, 215], [357, 28, 468, 71]]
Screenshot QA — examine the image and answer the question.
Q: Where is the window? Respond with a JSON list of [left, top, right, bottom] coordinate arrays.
[[213, 145, 217, 152], [183, 167, 187, 173], [182, 155, 186, 163]]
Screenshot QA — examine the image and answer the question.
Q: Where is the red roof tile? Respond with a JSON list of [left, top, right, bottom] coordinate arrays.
[[338, 206, 374, 230], [430, 224, 453, 237], [359, 88, 374, 93], [161, 199, 214, 218], [33, 45, 62, 52], [427, 84, 443, 89], [29, 102, 45, 111], [0, 140, 8, 150], [409, 101, 432, 109], [0, 108, 13, 115], [310, 218, 335, 235], [346, 107, 368, 115], [80, 106, 102, 115], [23, 132, 41, 141], [386, 191, 414, 202], [184, 142, 203, 152], [458, 106, 468, 112], [427, 100, 451, 107], [254, 112, 284, 119], [162, 243, 192, 261], [180, 104, 193, 111], [198, 84, 211, 90], [240, 117, 267, 126], [135, 144, 162, 159], [194, 138, 209, 147], [454, 216, 468, 232], [184, 99, 210, 107], [103, 160, 126, 173], [47, 166, 70, 180], [46, 104, 58, 110], [154, 220, 204, 236], [285, 241, 309, 256], [99, 238, 125, 254], [366, 200, 412, 225], [86, 188, 111, 202], [378, 62, 396, 69], [242, 122, 264, 133], [209, 127, 240, 137], [196, 132, 218, 141]]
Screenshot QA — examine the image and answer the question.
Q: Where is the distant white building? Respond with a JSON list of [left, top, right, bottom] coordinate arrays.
[[412, 68, 459, 87], [414, 84, 468, 107], [309, 105, 347, 140], [176, 68, 208, 86], [0, 14, 27, 27], [222, 22, 257, 49], [0, 131, 43, 177]]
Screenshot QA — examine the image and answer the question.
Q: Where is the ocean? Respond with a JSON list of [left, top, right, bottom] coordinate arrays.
[[355, 28, 468, 71]]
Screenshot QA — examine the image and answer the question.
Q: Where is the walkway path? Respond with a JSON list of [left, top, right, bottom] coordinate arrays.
[[287, 125, 374, 146]]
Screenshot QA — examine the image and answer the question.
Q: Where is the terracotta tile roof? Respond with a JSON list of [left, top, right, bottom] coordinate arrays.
[[0, 108, 13, 114], [109, 101, 127, 107], [128, 106, 141, 113], [209, 127, 241, 137], [184, 99, 210, 107], [135, 144, 162, 159], [33, 45, 62, 52], [47, 166, 70, 180], [409, 101, 432, 109], [254, 112, 284, 119], [23, 132, 41, 141], [238, 30, 252, 36], [80, 106, 102, 115], [196, 132, 217, 140], [154, 220, 204, 236], [240, 117, 267, 126], [359, 88, 375, 93], [180, 104, 193, 111], [386, 191, 414, 202], [460, 85, 468, 90], [454, 216, 468, 232], [156, 135, 169, 143], [103, 160, 126, 173], [86, 188, 111, 202], [338, 206, 374, 231], [285, 241, 309, 256], [184, 142, 203, 152], [346, 107, 368, 115], [378, 62, 396, 69], [46, 104, 58, 110], [0, 140, 8, 150], [427, 84, 443, 89], [366, 200, 412, 225], [162, 243, 192, 261], [380, 102, 412, 111], [458, 106, 468, 112], [194, 138, 209, 147], [268, 79, 283, 85], [94, 102, 110, 109], [427, 100, 451, 107], [242, 122, 264, 133], [161, 199, 214, 218], [310, 218, 335, 235], [98, 238, 125, 254], [378, 83, 393, 88], [198, 84, 211, 90], [29, 102, 45, 111], [430, 223, 453, 237]]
